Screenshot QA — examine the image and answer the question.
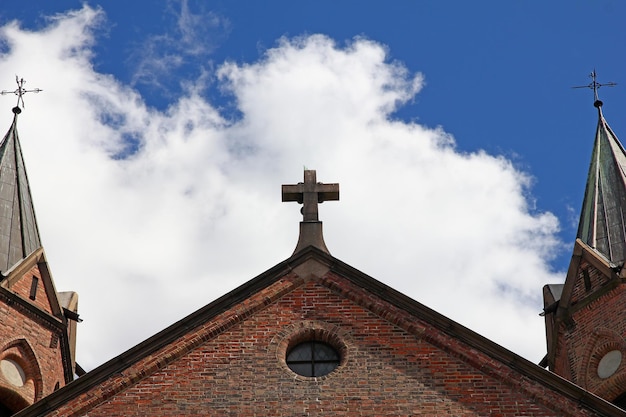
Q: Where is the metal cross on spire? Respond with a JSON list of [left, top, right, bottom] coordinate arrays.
[[1, 76, 43, 114], [572, 70, 616, 108]]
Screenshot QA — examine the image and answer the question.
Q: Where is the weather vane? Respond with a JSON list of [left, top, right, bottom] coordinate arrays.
[[0, 76, 43, 114], [572, 70, 616, 108]]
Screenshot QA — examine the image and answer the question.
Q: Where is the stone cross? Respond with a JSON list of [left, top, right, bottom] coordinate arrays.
[[282, 170, 339, 222]]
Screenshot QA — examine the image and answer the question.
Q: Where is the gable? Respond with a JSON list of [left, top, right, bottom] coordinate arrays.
[[6, 264, 53, 316], [571, 261, 614, 306], [564, 240, 620, 312], [86, 280, 579, 416], [0, 248, 63, 320], [15, 248, 626, 417]]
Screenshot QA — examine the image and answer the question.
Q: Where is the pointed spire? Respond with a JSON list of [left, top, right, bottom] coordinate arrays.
[[0, 108, 42, 273], [576, 91, 626, 264]]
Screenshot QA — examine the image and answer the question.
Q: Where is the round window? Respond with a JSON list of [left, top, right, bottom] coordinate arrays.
[[598, 350, 622, 379], [286, 341, 340, 377]]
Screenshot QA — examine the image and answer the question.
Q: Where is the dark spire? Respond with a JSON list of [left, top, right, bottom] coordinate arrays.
[[0, 109, 42, 273], [576, 84, 626, 264], [282, 170, 339, 254]]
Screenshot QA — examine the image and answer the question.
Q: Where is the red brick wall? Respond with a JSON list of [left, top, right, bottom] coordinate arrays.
[[10, 265, 53, 315], [568, 260, 612, 307], [0, 264, 67, 413], [554, 276, 626, 402], [47, 270, 605, 416]]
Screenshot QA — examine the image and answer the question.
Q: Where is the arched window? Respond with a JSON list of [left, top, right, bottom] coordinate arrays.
[[0, 339, 43, 406], [286, 341, 340, 377]]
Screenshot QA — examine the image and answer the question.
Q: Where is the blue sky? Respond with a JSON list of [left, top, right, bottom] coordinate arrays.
[[6, 0, 624, 268], [0, 1, 624, 369]]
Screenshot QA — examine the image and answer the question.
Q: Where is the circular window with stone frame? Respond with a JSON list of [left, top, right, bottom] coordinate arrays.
[[286, 340, 340, 377], [272, 321, 351, 380]]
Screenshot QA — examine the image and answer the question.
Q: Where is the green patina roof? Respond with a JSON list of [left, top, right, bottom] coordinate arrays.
[[577, 103, 626, 264]]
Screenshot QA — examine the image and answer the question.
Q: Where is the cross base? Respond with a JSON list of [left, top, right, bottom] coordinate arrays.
[[282, 170, 339, 255], [292, 221, 330, 255]]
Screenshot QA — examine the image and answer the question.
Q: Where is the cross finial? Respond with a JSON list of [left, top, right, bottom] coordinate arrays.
[[282, 170, 339, 254], [1, 76, 43, 114], [572, 70, 616, 108], [282, 170, 339, 222]]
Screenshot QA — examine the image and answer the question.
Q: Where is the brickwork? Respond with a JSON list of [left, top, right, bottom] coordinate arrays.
[[568, 260, 613, 308], [40, 267, 612, 417], [9, 264, 53, 315], [555, 280, 626, 402], [0, 263, 68, 413]]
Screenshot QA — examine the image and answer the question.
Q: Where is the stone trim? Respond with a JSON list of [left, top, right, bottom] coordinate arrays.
[[271, 320, 353, 381]]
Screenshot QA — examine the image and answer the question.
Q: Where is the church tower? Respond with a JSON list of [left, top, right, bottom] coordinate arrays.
[[543, 73, 626, 407], [0, 97, 78, 415]]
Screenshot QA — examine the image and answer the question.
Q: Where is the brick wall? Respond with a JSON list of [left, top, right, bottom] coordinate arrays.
[[0, 264, 67, 413], [569, 260, 613, 307], [10, 265, 53, 315], [46, 269, 607, 416], [555, 276, 626, 402]]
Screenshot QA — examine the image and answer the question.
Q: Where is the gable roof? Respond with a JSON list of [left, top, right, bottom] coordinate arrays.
[[0, 247, 64, 319], [13, 246, 626, 416], [0, 110, 42, 274]]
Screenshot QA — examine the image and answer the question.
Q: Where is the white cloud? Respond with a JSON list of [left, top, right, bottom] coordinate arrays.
[[0, 5, 563, 370]]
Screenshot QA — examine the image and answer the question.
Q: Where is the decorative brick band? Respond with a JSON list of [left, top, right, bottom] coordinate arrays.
[[0, 338, 44, 411], [579, 327, 626, 399]]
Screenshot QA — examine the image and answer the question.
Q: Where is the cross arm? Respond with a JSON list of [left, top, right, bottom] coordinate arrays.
[[282, 184, 305, 203]]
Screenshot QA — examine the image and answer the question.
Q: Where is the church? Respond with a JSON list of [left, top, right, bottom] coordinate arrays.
[[0, 75, 624, 415]]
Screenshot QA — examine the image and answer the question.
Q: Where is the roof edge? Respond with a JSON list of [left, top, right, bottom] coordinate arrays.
[[11, 248, 318, 416], [14, 245, 626, 416]]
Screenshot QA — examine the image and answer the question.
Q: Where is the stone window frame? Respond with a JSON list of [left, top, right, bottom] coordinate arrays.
[[271, 320, 353, 381], [586, 339, 623, 380], [286, 340, 340, 377], [0, 338, 44, 411], [580, 329, 626, 401]]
